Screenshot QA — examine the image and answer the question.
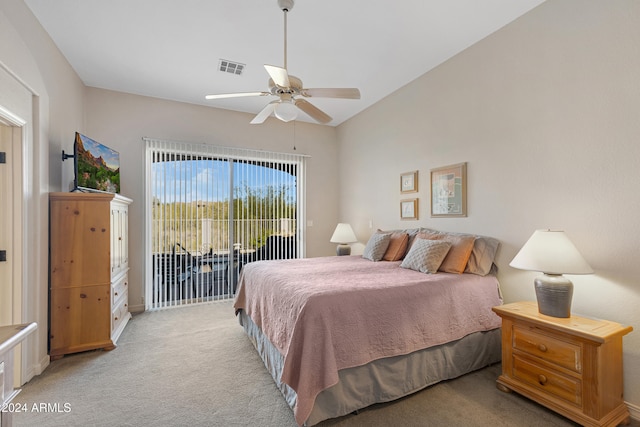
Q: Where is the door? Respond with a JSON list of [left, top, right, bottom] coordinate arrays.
[[145, 139, 306, 309], [0, 121, 24, 387], [0, 122, 14, 325]]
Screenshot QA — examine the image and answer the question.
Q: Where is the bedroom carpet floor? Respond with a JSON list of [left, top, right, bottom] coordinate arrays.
[[12, 301, 638, 427]]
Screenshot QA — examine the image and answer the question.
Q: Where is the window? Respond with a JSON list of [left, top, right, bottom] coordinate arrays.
[[144, 139, 307, 309]]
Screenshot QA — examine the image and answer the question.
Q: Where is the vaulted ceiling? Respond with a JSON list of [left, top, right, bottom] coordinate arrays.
[[25, 0, 545, 125]]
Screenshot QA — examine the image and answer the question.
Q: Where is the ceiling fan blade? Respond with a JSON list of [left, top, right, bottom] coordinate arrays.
[[205, 91, 270, 100], [264, 64, 290, 88], [250, 102, 278, 124], [294, 98, 332, 124], [301, 88, 361, 99]]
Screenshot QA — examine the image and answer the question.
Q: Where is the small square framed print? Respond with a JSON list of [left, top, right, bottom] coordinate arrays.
[[400, 170, 418, 194], [400, 198, 419, 220]]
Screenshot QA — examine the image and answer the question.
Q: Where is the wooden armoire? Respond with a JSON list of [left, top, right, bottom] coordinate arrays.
[[49, 192, 132, 359]]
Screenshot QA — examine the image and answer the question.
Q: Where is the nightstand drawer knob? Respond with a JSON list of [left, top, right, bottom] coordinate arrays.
[[538, 374, 548, 385], [538, 344, 548, 352]]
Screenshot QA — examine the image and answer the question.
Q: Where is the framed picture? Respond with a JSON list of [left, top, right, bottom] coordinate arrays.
[[400, 198, 419, 220], [400, 170, 418, 193], [430, 162, 467, 217]]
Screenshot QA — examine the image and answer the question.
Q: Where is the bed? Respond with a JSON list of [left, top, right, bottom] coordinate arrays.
[[233, 228, 503, 426]]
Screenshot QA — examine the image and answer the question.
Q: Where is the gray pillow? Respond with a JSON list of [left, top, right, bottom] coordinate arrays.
[[464, 236, 500, 276], [362, 232, 392, 261], [400, 238, 452, 273], [421, 227, 500, 276], [379, 228, 421, 249]]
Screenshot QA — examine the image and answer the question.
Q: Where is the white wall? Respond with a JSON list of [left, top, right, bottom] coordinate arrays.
[[338, 0, 640, 411], [82, 87, 340, 311], [0, 0, 85, 382]]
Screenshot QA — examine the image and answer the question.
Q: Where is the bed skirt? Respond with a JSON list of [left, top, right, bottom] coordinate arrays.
[[238, 309, 502, 426]]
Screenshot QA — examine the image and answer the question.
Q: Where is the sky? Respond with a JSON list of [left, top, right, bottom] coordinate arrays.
[[151, 158, 296, 204]]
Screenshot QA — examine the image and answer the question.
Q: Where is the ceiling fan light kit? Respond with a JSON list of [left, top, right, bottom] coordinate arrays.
[[274, 96, 298, 122], [205, 0, 360, 125]]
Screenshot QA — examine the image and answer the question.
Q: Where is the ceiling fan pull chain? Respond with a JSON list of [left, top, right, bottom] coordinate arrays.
[[292, 120, 297, 151]]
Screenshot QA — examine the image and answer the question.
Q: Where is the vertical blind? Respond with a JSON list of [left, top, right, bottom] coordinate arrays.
[[144, 138, 307, 309]]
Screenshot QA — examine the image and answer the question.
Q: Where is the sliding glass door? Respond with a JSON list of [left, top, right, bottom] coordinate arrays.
[[145, 139, 306, 309]]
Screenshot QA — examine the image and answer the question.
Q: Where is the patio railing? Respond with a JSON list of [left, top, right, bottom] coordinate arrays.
[[150, 218, 296, 308], [151, 218, 295, 255]]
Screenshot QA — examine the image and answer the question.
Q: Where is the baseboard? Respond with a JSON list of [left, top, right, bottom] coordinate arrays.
[[22, 354, 50, 385], [129, 304, 145, 313], [628, 401, 640, 421], [36, 354, 50, 376]]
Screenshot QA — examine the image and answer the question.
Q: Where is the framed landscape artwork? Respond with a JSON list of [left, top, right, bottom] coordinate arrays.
[[430, 162, 467, 217]]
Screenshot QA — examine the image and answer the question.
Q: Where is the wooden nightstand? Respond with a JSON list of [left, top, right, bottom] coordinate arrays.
[[493, 301, 633, 427]]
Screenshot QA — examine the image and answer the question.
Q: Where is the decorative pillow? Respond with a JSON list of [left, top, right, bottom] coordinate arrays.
[[379, 228, 421, 248], [400, 238, 452, 273], [362, 232, 392, 261], [464, 236, 501, 276], [419, 228, 500, 276], [416, 231, 475, 274], [382, 232, 410, 261]]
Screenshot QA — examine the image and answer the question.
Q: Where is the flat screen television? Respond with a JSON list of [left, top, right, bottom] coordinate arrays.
[[73, 132, 120, 193]]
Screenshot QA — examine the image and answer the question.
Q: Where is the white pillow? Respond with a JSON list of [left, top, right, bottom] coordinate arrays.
[[362, 232, 392, 261], [400, 238, 452, 273]]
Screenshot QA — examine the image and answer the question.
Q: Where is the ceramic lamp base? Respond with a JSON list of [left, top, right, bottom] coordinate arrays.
[[336, 244, 351, 256], [534, 274, 573, 318]]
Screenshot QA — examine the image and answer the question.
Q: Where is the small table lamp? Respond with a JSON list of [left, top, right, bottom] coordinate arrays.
[[509, 229, 593, 318], [330, 223, 357, 256]]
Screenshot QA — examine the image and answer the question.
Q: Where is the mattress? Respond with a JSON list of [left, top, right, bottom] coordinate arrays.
[[234, 255, 503, 425]]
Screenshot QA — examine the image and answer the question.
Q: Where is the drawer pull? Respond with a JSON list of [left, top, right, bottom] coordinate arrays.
[[538, 374, 547, 385], [114, 292, 119, 296], [538, 344, 547, 352]]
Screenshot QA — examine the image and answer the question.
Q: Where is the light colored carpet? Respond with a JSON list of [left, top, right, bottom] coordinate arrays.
[[11, 301, 637, 427]]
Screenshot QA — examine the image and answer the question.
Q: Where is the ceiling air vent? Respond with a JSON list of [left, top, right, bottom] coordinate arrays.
[[219, 59, 245, 76]]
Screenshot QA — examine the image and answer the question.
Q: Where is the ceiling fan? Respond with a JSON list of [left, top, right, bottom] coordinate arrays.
[[205, 0, 361, 124]]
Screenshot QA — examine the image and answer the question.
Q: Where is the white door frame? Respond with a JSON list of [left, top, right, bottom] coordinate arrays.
[[0, 61, 47, 386]]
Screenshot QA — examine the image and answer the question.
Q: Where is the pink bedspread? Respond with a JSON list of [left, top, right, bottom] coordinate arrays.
[[233, 256, 502, 426]]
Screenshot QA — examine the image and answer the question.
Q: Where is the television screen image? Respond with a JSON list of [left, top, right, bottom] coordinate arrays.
[[74, 132, 120, 193]]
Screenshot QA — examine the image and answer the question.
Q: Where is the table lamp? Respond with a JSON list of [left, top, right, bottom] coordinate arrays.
[[330, 223, 357, 256], [509, 229, 593, 318]]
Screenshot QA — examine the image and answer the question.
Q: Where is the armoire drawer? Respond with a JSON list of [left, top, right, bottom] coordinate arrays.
[[111, 273, 129, 306], [111, 290, 129, 334]]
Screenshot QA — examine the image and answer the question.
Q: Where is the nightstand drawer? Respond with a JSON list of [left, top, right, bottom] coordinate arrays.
[[513, 325, 581, 373], [513, 356, 581, 407]]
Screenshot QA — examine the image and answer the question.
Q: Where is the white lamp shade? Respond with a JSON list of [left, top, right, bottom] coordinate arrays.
[[509, 229, 593, 275], [330, 223, 357, 244]]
